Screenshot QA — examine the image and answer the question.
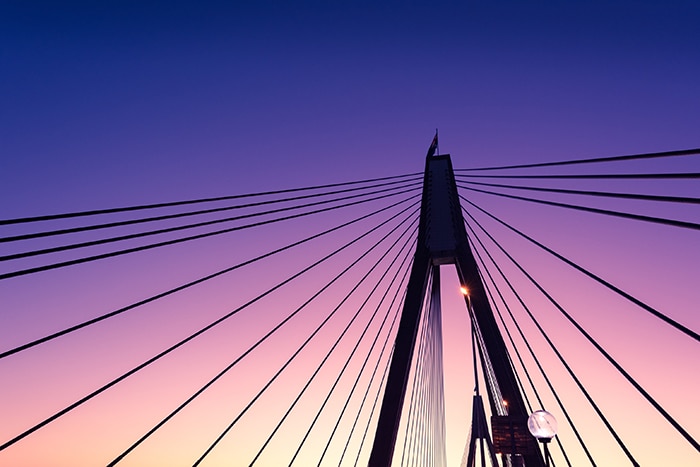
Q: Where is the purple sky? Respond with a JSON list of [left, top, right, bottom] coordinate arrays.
[[1, 1, 699, 465], [2, 1, 699, 213]]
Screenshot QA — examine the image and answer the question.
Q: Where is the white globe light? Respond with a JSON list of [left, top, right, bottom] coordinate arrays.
[[528, 410, 558, 440]]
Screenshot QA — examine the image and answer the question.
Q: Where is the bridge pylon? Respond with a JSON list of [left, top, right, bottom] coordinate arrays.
[[368, 152, 545, 467]]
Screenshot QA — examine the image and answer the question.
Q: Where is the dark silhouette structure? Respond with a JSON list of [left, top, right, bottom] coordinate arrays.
[[368, 152, 544, 466]]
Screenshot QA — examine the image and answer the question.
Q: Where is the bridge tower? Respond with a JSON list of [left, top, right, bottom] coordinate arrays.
[[368, 150, 545, 466]]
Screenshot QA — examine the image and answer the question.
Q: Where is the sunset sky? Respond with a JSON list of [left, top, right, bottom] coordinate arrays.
[[1, 1, 699, 466]]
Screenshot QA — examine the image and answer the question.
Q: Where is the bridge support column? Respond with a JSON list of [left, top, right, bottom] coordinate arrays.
[[368, 153, 544, 467]]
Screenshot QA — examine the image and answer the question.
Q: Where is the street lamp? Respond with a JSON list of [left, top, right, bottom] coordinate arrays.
[[528, 410, 558, 467]]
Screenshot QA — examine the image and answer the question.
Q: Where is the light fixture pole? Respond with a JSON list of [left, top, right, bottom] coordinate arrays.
[[527, 410, 558, 467]]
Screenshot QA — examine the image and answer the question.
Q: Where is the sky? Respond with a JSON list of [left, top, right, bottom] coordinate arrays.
[[1, 1, 699, 466]]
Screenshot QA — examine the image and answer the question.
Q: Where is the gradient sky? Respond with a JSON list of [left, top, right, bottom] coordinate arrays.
[[1, 1, 699, 466]]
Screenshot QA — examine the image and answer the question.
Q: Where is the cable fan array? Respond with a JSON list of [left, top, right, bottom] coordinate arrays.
[[0, 173, 424, 465], [455, 147, 699, 466], [0, 147, 698, 466]]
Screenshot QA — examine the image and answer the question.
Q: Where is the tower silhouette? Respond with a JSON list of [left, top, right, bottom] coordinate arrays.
[[368, 151, 545, 467]]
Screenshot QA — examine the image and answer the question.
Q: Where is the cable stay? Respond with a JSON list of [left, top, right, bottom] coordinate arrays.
[[0, 178, 422, 244], [411, 279, 437, 467], [112, 208, 417, 466], [0, 198, 420, 360], [454, 148, 700, 172], [397, 266, 447, 467], [400, 270, 432, 467], [257, 233, 415, 467], [0, 172, 423, 225], [457, 180, 700, 205], [467, 221, 592, 466], [0, 188, 421, 280], [432, 269, 448, 467], [280, 240, 415, 467], [0, 199, 418, 453], [354, 345, 395, 466], [401, 270, 432, 465], [463, 207, 635, 464], [475, 278, 535, 415], [462, 285, 508, 467], [400, 269, 427, 466], [336, 296, 404, 465], [0, 183, 420, 264], [3, 146, 697, 467], [109, 207, 415, 465], [472, 252, 576, 466], [193, 224, 417, 466], [458, 184, 700, 231], [470, 301, 505, 418], [316, 269, 407, 467], [402, 309, 428, 465], [491, 299, 572, 466], [455, 172, 700, 180], [462, 204, 699, 456], [458, 195, 699, 342]]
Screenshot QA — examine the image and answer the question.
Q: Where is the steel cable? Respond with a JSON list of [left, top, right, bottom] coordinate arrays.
[[284, 236, 416, 467], [458, 185, 700, 231], [0, 197, 420, 359], [1, 183, 420, 263], [0, 178, 422, 244], [0, 198, 417, 453], [194, 220, 419, 466], [457, 194, 699, 342], [110, 207, 420, 466], [454, 148, 700, 172], [0, 187, 420, 280], [1, 173, 422, 225]]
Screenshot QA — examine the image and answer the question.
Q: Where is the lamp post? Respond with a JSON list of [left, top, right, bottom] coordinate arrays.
[[527, 410, 558, 467]]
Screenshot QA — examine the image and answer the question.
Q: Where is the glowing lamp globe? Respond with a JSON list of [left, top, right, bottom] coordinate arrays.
[[528, 410, 558, 441]]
